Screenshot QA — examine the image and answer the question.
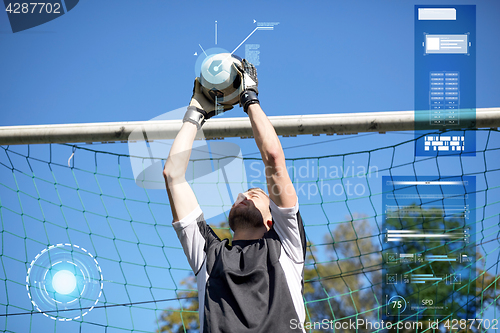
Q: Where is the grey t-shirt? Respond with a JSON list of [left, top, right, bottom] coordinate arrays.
[[173, 200, 306, 333]]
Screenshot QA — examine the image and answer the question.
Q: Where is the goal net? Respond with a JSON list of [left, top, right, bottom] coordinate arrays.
[[0, 128, 499, 332]]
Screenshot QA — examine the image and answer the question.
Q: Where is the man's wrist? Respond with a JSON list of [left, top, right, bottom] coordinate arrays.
[[183, 106, 207, 129], [246, 103, 261, 114], [240, 90, 260, 113]]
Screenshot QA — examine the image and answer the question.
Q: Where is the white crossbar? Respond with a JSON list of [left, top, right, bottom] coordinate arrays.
[[0, 108, 499, 145]]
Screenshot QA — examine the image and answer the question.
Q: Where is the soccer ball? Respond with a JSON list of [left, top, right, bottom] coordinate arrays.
[[200, 53, 242, 106]]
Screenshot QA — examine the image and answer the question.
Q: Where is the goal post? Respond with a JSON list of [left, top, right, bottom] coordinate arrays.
[[0, 107, 499, 145], [0, 110, 499, 332]]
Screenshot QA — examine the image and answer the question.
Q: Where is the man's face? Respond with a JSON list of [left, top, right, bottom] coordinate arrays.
[[228, 188, 271, 231]]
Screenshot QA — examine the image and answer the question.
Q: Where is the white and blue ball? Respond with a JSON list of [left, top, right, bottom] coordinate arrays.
[[200, 53, 242, 106]]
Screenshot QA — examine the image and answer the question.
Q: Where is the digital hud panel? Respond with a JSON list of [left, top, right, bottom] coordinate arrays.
[[382, 176, 476, 322], [414, 6, 476, 156]]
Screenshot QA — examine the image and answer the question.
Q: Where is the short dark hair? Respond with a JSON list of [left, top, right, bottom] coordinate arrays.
[[228, 205, 263, 232]]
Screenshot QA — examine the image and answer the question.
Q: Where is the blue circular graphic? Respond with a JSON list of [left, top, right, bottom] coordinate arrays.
[[26, 244, 103, 321], [52, 270, 77, 294], [194, 47, 229, 77], [388, 295, 407, 314]]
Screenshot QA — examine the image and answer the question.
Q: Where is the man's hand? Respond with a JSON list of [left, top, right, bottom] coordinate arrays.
[[183, 78, 233, 129], [235, 59, 258, 94], [234, 59, 260, 113]]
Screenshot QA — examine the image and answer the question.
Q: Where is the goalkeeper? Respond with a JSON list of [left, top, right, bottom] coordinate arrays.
[[163, 60, 306, 332]]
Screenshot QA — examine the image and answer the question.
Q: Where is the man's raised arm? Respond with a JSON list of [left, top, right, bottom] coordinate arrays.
[[235, 60, 297, 208], [248, 104, 296, 208], [163, 121, 199, 222], [163, 78, 232, 221]]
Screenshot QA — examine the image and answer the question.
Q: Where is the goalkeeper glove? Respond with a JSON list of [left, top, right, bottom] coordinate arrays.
[[234, 59, 260, 113], [183, 78, 233, 129]]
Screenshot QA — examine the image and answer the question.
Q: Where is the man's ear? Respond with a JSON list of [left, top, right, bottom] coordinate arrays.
[[265, 219, 273, 230]]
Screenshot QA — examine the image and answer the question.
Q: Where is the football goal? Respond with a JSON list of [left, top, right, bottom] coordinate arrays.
[[0, 109, 499, 333]]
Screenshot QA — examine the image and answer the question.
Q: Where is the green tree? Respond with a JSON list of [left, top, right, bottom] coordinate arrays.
[[303, 213, 382, 333], [385, 204, 475, 321], [383, 205, 500, 333]]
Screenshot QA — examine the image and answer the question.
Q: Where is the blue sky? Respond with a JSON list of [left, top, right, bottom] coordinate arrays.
[[1, 0, 499, 332]]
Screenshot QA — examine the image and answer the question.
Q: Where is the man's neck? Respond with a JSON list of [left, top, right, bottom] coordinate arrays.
[[232, 226, 267, 241]]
